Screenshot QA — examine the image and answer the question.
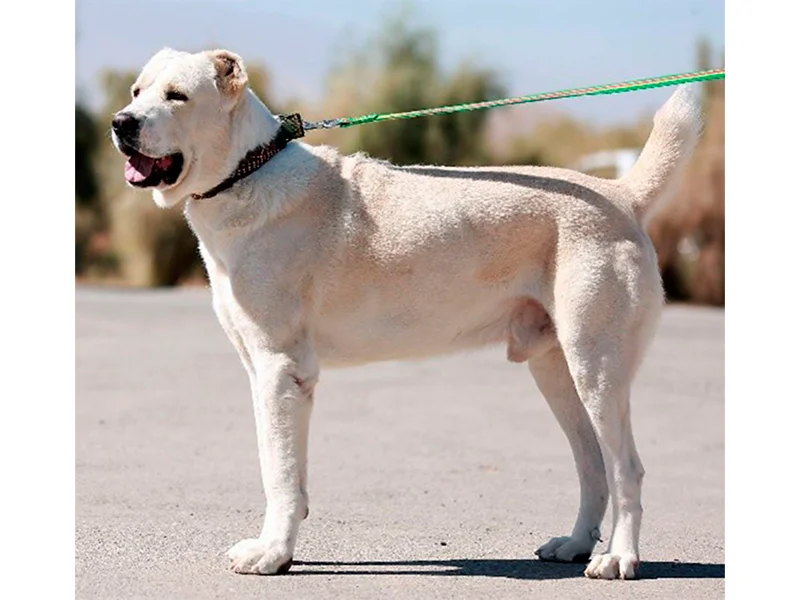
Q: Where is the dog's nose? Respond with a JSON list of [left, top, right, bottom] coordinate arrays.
[[112, 112, 139, 136]]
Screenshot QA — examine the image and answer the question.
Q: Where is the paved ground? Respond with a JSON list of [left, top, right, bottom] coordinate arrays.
[[76, 287, 724, 599]]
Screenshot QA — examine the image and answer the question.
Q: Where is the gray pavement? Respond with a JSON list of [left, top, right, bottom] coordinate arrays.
[[76, 286, 724, 599]]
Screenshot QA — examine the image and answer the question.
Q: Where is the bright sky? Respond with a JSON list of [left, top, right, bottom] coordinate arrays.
[[76, 0, 724, 126]]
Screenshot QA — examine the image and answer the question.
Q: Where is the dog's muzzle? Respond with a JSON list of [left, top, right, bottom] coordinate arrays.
[[111, 112, 184, 189]]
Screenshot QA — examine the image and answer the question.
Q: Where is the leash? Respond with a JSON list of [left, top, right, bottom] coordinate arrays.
[[191, 68, 724, 199], [300, 68, 725, 132]]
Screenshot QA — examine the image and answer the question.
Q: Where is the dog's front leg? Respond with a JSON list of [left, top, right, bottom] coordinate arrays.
[[228, 347, 317, 575]]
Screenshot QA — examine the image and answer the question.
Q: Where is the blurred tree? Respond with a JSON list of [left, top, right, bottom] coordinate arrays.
[[246, 63, 276, 108], [99, 70, 138, 123], [75, 103, 99, 207], [499, 113, 650, 169], [327, 9, 504, 165], [76, 101, 101, 274]]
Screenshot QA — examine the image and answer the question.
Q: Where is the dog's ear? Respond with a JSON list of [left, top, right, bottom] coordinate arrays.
[[209, 49, 248, 98]]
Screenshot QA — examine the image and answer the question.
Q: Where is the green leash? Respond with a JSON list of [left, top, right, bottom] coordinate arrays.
[[201, 68, 725, 199], [300, 68, 725, 132]]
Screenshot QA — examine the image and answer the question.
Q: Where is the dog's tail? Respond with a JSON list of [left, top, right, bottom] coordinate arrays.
[[620, 85, 703, 225]]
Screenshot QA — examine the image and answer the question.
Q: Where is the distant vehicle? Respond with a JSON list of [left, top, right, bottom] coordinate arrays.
[[572, 148, 641, 178]]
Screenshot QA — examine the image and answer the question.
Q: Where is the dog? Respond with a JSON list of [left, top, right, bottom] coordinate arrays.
[[111, 47, 701, 580]]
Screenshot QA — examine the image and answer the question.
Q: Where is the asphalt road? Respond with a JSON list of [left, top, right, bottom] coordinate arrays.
[[76, 287, 724, 599]]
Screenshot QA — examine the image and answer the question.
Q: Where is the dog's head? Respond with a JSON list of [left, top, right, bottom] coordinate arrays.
[[111, 48, 253, 207]]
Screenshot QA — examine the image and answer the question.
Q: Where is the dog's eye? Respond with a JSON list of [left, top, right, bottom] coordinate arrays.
[[166, 90, 189, 102], [131, 88, 140, 99]]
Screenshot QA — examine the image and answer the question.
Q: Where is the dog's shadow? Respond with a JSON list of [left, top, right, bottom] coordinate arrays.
[[292, 558, 724, 580]]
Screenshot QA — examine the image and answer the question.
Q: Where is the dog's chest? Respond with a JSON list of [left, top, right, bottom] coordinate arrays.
[[189, 206, 255, 339], [209, 270, 238, 333], [199, 244, 255, 361]]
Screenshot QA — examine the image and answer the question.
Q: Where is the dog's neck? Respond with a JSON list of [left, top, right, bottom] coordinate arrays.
[[183, 92, 323, 260], [197, 91, 284, 197], [224, 91, 283, 174], [191, 113, 304, 201]]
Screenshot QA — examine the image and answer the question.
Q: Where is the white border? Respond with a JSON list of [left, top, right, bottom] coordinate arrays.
[[0, 2, 756, 598], [0, 0, 75, 597], [727, 0, 797, 598]]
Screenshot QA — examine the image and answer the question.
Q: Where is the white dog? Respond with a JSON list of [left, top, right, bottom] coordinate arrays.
[[111, 47, 701, 580]]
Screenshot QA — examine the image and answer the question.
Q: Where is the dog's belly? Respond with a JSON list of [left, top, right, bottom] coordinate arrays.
[[312, 277, 551, 367], [313, 301, 509, 367]]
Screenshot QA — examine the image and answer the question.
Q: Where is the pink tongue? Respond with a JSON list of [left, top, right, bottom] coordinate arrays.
[[125, 153, 155, 183], [124, 154, 172, 183]]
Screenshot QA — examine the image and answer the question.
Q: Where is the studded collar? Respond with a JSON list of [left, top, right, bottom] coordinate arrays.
[[190, 113, 305, 200]]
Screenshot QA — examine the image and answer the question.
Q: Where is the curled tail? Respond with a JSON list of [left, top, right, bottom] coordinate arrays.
[[621, 85, 703, 225]]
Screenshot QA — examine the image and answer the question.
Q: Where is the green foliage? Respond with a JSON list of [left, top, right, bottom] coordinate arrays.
[[246, 63, 277, 108], [330, 10, 504, 165], [75, 103, 99, 207], [76, 101, 103, 274]]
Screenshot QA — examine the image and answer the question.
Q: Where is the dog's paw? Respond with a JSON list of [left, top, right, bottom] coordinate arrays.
[[227, 538, 293, 575], [584, 552, 639, 580], [535, 535, 594, 563]]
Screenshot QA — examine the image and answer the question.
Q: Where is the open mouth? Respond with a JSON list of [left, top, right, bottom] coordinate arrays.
[[119, 141, 184, 188]]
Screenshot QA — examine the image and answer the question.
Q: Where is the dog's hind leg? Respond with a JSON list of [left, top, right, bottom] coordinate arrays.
[[529, 345, 608, 563], [567, 351, 646, 581], [552, 243, 661, 580]]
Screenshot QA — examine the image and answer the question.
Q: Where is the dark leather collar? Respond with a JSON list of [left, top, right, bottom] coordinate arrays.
[[190, 113, 305, 200]]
